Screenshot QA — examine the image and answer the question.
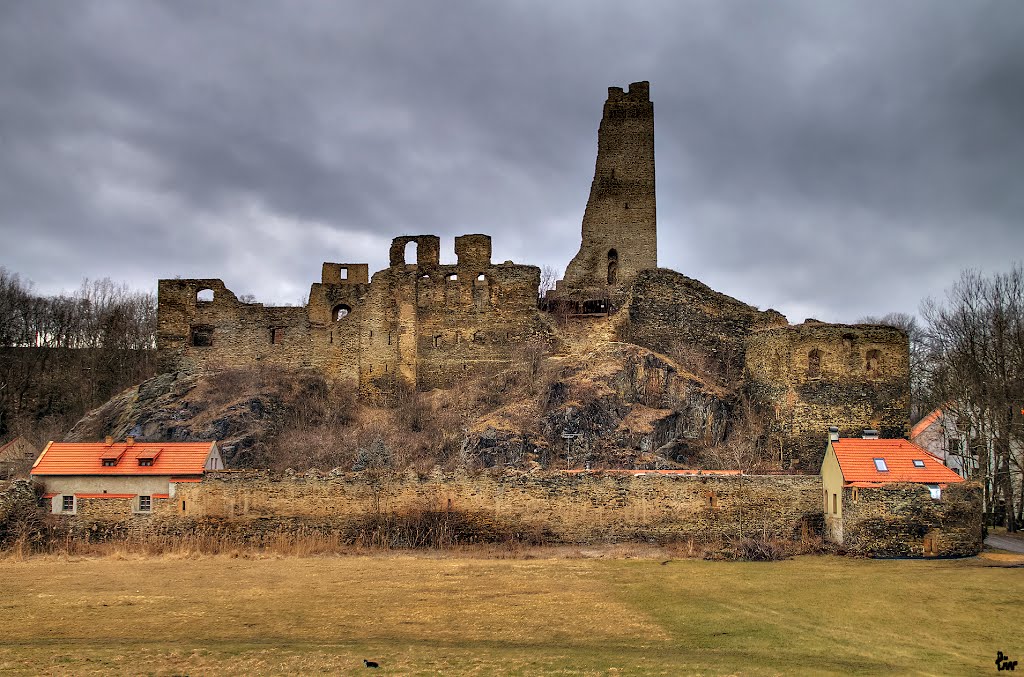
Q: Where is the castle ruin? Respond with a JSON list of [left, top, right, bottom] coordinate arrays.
[[157, 81, 910, 468]]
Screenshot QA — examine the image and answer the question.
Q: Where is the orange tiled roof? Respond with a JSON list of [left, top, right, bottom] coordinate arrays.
[[833, 438, 963, 485], [910, 408, 944, 440], [31, 441, 216, 476]]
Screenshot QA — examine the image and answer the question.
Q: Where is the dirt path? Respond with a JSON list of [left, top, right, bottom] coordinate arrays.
[[986, 534, 1024, 553]]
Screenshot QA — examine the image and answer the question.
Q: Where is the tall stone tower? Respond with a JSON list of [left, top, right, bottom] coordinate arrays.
[[554, 81, 656, 304]]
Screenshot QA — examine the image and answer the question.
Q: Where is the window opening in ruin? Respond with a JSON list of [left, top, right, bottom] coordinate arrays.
[[832, 493, 837, 514], [433, 335, 442, 348], [708, 491, 718, 508], [329, 331, 333, 344], [476, 273, 486, 283], [865, 349, 881, 374], [913, 459, 925, 468], [339, 267, 348, 281], [139, 495, 152, 512], [62, 495, 74, 512], [607, 249, 619, 285], [852, 487, 859, 502], [197, 288, 214, 303], [333, 304, 351, 321], [387, 331, 392, 345], [182, 501, 186, 511], [927, 485, 941, 500], [447, 273, 458, 282], [873, 458, 888, 472], [807, 349, 821, 378], [190, 325, 214, 348], [404, 240, 418, 265], [271, 327, 285, 345]]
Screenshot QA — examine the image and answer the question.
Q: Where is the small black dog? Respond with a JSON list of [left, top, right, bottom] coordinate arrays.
[[363, 659, 380, 668]]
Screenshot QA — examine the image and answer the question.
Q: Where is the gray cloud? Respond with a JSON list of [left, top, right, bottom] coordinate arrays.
[[1, 0, 1022, 321]]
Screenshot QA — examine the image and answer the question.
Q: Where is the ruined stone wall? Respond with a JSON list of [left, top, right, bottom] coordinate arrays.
[[52, 470, 824, 545], [840, 482, 982, 558], [621, 269, 788, 376], [157, 235, 546, 398], [744, 322, 910, 469], [556, 81, 657, 301]]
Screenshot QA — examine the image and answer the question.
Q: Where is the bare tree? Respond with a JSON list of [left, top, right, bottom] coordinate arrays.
[[539, 265, 560, 299], [921, 265, 1024, 531]]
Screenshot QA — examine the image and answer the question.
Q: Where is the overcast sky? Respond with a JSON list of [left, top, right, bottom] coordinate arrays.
[[1, 1, 1022, 323]]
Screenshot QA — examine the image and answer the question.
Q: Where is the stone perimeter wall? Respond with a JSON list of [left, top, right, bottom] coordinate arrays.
[[841, 482, 983, 558], [64, 471, 824, 545]]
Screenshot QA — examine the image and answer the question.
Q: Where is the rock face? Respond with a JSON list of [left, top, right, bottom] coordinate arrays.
[[65, 371, 291, 467], [463, 342, 731, 469]]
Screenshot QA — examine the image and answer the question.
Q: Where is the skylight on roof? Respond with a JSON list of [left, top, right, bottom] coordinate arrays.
[[873, 458, 888, 472], [913, 459, 926, 468]]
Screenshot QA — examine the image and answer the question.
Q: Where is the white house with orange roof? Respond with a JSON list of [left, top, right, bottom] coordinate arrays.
[[819, 427, 978, 556], [910, 408, 971, 477], [31, 437, 223, 515]]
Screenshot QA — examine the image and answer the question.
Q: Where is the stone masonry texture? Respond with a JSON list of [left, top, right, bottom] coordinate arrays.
[[555, 81, 657, 302], [54, 471, 825, 546], [840, 482, 983, 558]]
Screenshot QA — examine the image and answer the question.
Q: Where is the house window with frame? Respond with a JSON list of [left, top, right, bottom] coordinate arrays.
[[913, 459, 926, 468], [873, 458, 888, 472], [138, 495, 152, 512], [61, 495, 74, 512]]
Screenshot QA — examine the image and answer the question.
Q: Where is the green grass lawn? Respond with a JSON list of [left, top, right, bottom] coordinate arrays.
[[0, 552, 1020, 675]]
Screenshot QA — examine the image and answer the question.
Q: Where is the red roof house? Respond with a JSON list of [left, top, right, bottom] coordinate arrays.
[[31, 437, 223, 515]]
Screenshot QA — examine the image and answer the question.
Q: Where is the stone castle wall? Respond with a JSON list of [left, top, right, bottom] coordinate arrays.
[[63, 471, 824, 545], [621, 269, 788, 376], [744, 322, 910, 468], [840, 482, 983, 558], [157, 234, 548, 399]]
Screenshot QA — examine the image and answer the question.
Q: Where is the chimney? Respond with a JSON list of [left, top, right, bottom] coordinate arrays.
[[862, 429, 879, 440], [126, 436, 135, 446], [828, 426, 839, 442], [104, 436, 113, 445]]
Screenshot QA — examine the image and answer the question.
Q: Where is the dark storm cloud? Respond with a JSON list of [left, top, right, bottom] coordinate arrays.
[[1, 0, 1022, 321]]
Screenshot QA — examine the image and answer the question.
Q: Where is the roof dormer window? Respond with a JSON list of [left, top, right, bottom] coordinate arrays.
[[101, 458, 117, 467], [913, 459, 926, 468], [138, 458, 153, 467], [873, 458, 888, 472]]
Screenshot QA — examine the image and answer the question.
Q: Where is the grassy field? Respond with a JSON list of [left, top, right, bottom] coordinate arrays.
[[0, 551, 1021, 675]]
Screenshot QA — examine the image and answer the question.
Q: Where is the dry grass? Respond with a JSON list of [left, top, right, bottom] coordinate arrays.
[[0, 553, 1020, 675]]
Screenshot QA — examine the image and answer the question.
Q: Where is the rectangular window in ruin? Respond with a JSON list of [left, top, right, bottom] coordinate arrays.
[[62, 495, 74, 512], [340, 267, 348, 280], [190, 325, 214, 348], [271, 327, 285, 345]]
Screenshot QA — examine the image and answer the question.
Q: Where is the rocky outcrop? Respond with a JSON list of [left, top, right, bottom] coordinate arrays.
[[463, 342, 732, 469]]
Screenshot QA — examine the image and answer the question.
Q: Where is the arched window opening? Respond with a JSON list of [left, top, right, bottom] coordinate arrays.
[[197, 288, 214, 303], [607, 249, 619, 285], [404, 240, 418, 265], [333, 304, 351, 321], [807, 349, 821, 378], [865, 349, 881, 374]]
